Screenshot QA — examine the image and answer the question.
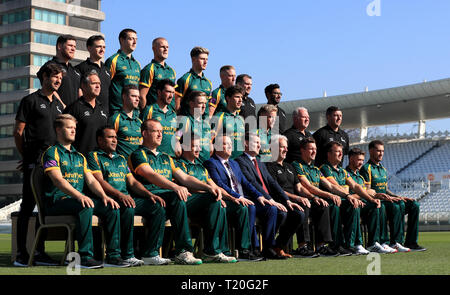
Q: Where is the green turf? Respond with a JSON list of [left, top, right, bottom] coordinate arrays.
[[0, 232, 449, 275]]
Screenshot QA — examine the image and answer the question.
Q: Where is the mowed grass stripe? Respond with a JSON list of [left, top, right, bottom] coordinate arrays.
[[0, 232, 448, 275]]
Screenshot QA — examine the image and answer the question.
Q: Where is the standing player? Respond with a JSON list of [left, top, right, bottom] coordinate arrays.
[[109, 85, 142, 159], [140, 80, 177, 157], [175, 46, 213, 114], [175, 91, 213, 163], [105, 28, 141, 114], [212, 86, 246, 160], [36, 35, 80, 107], [313, 106, 349, 167], [139, 37, 176, 109], [283, 107, 312, 164], [64, 70, 108, 156], [13, 63, 65, 267], [75, 35, 111, 107], [209, 65, 236, 117], [258, 84, 287, 134], [236, 74, 256, 120]]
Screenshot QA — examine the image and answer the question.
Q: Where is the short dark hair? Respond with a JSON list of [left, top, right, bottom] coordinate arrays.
[[155, 79, 176, 92], [369, 140, 384, 150], [325, 141, 343, 153], [96, 125, 115, 144], [348, 147, 365, 158], [264, 84, 280, 96], [236, 74, 252, 84], [37, 63, 65, 83], [225, 85, 244, 99], [299, 137, 316, 150], [326, 106, 341, 117], [119, 28, 137, 41], [244, 130, 259, 142], [56, 34, 76, 48], [86, 35, 104, 48], [121, 84, 139, 96]]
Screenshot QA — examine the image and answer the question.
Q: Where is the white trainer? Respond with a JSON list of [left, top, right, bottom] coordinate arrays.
[[390, 242, 411, 253], [124, 257, 145, 267], [367, 242, 390, 254], [355, 245, 370, 255], [202, 253, 237, 263], [381, 243, 398, 253], [174, 251, 202, 265], [142, 255, 171, 265]]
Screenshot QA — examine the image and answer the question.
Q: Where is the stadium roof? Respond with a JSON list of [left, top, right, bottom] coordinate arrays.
[[276, 77, 450, 131]]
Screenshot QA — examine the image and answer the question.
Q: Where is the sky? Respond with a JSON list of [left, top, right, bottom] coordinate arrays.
[[100, 0, 450, 134]]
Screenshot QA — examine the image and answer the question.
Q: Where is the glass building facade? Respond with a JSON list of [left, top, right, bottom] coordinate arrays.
[[0, 0, 104, 201]]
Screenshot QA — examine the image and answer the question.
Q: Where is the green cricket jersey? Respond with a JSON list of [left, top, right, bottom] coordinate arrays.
[[105, 50, 141, 113], [42, 143, 89, 203], [210, 84, 227, 115], [140, 103, 177, 157], [128, 145, 180, 194], [87, 149, 131, 195], [320, 162, 350, 187], [213, 110, 245, 160], [109, 110, 142, 159], [258, 128, 272, 163], [176, 69, 213, 116], [176, 157, 211, 183], [360, 160, 388, 193], [175, 114, 212, 163], [345, 166, 366, 194], [291, 159, 325, 188], [139, 60, 176, 108]]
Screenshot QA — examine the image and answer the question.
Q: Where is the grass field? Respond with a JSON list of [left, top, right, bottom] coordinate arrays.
[[0, 232, 449, 275]]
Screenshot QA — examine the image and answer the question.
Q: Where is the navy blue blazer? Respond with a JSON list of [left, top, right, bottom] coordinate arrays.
[[235, 153, 289, 204], [203, 154, 262, 201]]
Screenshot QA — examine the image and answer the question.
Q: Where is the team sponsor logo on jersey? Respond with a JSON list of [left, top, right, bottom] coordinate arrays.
[[56, 106, 62, 113], [40, 104, 47, 109], [84, 111, 90, 117], [101, 111, 107, 118]]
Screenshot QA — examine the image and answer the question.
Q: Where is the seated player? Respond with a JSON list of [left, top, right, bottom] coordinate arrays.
[[42, 114, 128, 268]]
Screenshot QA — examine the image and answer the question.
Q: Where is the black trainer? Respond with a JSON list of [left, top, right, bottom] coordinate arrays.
[[405, 244, 427, 252], [34, 252, 59, 266], [13, 253, 31, 267], [238, 250, 264, 262], [293, 245, 319, 258], [80, 258, 104, 269], [334, 246, 353, 257], [104, 257, 131, 268], [316, 245, 339, 257]]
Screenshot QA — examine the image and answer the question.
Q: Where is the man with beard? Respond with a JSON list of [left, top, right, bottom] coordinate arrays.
[[13, 63, 65, 267], [313, 106, 349, 167], [258, 84, 287, 134], [37, 35, 80, 106]]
